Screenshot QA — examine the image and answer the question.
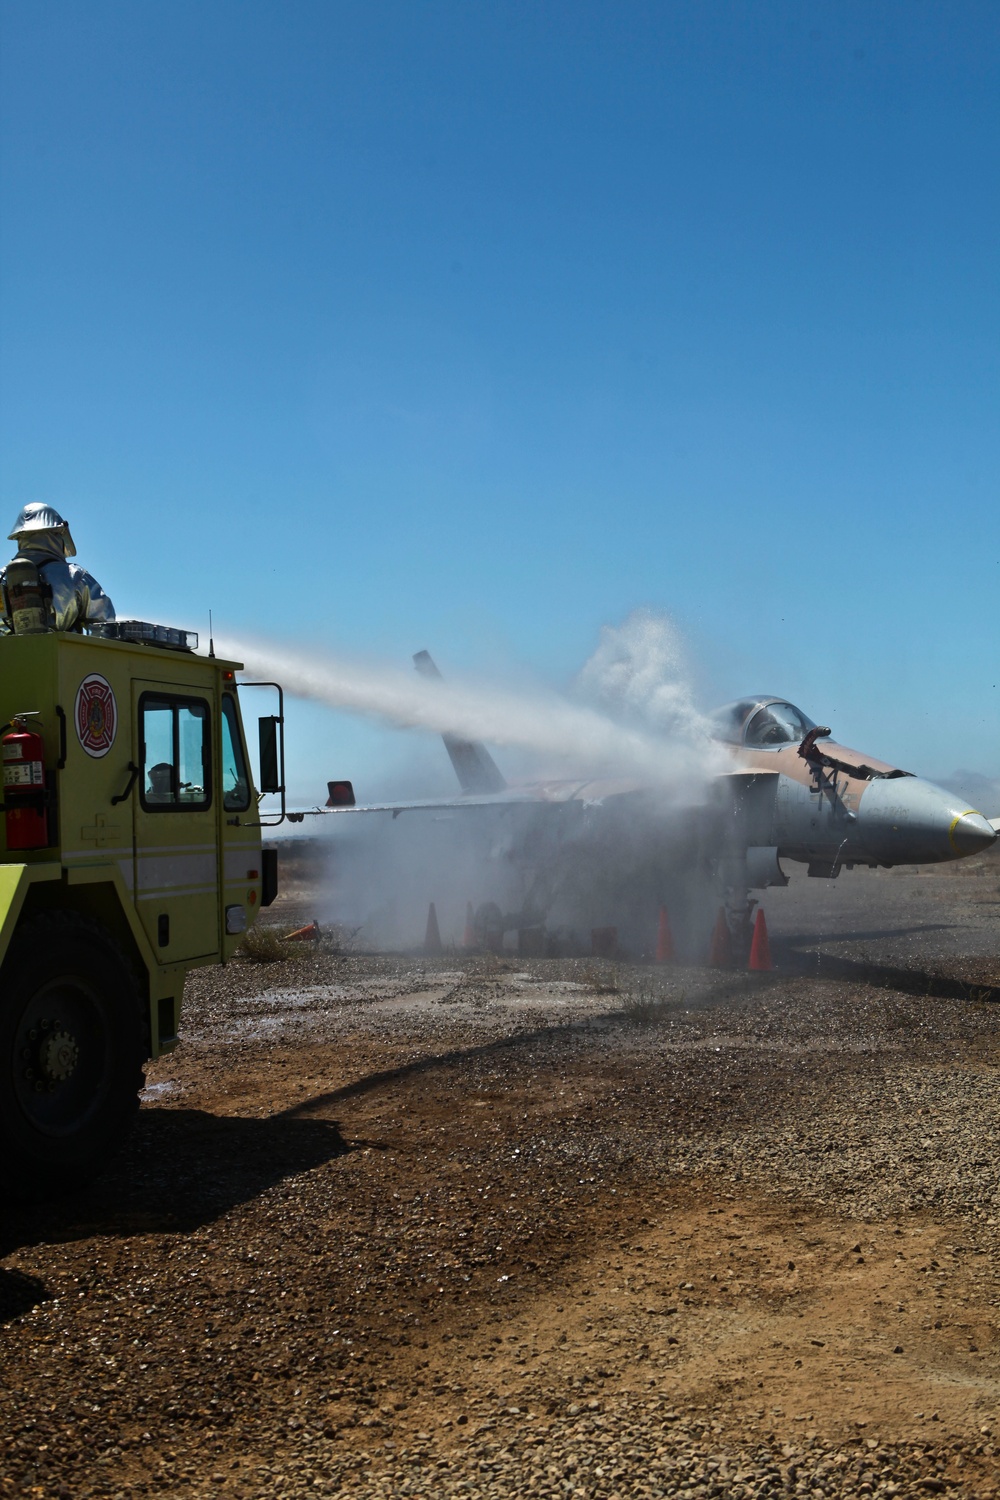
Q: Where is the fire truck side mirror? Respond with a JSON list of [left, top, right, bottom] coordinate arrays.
[[258, 716, 282, 794]]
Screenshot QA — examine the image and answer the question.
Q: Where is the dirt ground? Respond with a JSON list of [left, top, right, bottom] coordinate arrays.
[[2, 846, 998, 1499]]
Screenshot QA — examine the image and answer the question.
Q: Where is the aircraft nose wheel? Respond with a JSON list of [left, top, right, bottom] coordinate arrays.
[[722, 890, 758, 967]]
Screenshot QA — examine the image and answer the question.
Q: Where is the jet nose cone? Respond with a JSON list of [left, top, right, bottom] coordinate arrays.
[[855, 777, 998, 865], [950, 810, 997, 857]]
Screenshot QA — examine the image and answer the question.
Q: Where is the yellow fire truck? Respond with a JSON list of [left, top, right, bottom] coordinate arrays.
[[0, 620, 282, 1201]]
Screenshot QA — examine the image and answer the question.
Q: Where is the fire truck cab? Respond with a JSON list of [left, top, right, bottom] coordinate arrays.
[[0, 623, 278, 1200]]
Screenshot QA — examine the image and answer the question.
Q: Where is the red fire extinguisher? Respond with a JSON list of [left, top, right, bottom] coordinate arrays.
[[2, 716, 50, 850]]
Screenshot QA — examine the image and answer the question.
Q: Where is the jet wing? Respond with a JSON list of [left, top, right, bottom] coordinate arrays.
[[284, 778, 651, 821], [311, 792, 518, 815]]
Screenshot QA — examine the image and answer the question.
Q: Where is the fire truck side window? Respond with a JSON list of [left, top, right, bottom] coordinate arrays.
[[221, 694, 251, 811], [139, 694, 211, 810]]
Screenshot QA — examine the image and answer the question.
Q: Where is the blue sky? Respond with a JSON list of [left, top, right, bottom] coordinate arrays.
[[1, 0, 997, 799]]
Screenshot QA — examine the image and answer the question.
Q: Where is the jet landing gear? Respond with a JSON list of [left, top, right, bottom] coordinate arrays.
[[712, 847, 787, 968], [471, 902, 505, 954], [721, 886, 757, 967], [470, 902, 550, 957]]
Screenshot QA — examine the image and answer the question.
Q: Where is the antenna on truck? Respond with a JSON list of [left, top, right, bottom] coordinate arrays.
[[208, 610, 215, 659]]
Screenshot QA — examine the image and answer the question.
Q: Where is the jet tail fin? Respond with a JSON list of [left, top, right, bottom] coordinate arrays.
[[413, 650, 508, 795]]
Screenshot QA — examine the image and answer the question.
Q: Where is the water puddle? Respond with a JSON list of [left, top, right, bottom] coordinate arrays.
[[140, 1080, 177, 1100]]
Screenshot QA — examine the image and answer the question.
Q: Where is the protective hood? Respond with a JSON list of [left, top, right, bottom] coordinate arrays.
[[7, 503, 77, 558]]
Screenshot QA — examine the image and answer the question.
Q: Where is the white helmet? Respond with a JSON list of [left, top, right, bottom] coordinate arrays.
[[7, 502, 77, 558]]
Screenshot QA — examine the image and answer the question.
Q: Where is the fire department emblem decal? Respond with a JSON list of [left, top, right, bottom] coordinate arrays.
[[74, 674, 117, 759]]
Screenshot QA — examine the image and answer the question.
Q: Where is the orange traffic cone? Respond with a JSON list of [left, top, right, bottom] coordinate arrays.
[[748, 908, 773, 971], [286, 921, 321, 941], [424, 902, 443, 955], [655, 906, 674, 963], [463, 901, 476, 950], [708, 908, 734, 968]]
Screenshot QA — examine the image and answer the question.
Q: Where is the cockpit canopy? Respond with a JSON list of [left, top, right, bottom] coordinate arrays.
[[710, 698, 827, 748]]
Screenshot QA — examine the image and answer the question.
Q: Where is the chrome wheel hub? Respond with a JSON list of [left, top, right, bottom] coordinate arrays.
[[22, 1020, 80, 1091]]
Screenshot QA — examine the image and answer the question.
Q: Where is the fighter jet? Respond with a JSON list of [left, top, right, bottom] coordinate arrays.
[[309, 653, 997, 956], [714, 696, 997, 870]]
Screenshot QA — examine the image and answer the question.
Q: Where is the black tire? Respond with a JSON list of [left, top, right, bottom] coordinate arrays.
[[0, 913, 146, 1202]]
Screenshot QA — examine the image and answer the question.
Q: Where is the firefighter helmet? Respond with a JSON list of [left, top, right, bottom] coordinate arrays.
[[7, 503, 77, 557]]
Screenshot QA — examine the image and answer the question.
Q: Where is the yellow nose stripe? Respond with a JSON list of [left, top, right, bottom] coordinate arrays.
[[948, 810, 981, 853]]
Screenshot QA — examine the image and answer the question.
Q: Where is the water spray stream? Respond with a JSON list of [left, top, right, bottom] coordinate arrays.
[[218, 619, 724, 795]]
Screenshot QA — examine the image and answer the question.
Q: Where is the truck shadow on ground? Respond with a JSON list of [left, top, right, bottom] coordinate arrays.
[[2, 1014, 640, 1274], [0, 1265, 49, 1325], [0, 1107, 350, 1280]]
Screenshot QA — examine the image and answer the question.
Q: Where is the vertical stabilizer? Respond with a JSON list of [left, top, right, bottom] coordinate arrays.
[[413, 650, 508, 794]]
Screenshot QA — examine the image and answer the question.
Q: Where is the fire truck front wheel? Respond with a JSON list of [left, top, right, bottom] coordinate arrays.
[[0, 914, 146, 1202]]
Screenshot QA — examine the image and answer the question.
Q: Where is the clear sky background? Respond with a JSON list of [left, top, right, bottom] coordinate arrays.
[[1, 0, 997, 801]]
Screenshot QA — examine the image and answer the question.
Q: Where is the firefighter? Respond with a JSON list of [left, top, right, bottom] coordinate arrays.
[[0, 503, 115, 634]]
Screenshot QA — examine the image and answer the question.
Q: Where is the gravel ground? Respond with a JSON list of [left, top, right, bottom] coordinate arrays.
[[1, 849, 998, 1500]]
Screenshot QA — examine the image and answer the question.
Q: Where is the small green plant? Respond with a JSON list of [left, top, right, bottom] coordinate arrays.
[[618, 986, 679, 1025], [238, 925, 293, 963]]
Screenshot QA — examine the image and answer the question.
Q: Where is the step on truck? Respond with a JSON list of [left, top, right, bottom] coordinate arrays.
[[0, 619, 282, 1201]]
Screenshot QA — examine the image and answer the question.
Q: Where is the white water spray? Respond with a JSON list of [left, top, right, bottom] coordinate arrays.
[[576, 609, 715, 742], [217, 618, 722, 795]]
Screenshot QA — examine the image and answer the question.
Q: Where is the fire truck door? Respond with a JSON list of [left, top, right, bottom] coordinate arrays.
[[132, 682, 220, 962]]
